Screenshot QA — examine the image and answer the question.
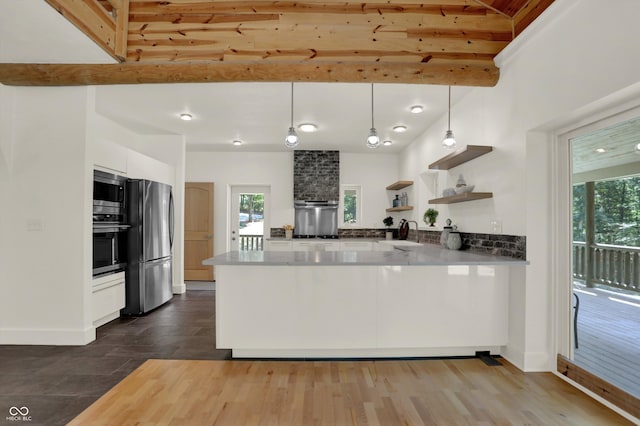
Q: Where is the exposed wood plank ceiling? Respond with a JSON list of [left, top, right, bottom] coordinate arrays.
[[0, 0, 554, 87]]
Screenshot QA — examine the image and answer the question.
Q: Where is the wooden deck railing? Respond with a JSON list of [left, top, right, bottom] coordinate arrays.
[[239, 235, 263, 251], [573, 241, 640, 293]]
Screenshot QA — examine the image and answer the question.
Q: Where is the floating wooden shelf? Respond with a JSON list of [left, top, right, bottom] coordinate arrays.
[[428, 192, 493, 204], [386, 180, 413, 190], [428, 145, 493, 170], [386, 206, 414, 212]]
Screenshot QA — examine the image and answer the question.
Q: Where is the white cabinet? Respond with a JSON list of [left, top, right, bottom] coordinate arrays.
[[93, 139, 128, 175], [265, 240, 380, 251], [292, 241, 339, 251], [216, 266, 378, 350], [92, 272, 125, 327], [339, 241, 373, 251], [265, 240, 293, 251]]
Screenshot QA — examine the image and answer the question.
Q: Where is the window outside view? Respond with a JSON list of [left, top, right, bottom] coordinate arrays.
[[239, 193, 264, 250], [343, 189, 357, 224]]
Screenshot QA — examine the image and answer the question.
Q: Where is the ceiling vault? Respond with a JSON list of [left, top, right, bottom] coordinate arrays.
[[0, 0, 554, 87]]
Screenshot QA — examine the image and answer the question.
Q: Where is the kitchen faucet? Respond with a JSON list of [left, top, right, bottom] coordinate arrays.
[[407, 220, 419, 243]]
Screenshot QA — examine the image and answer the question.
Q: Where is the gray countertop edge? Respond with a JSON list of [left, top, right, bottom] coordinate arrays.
[[204, 247, 529, 266]]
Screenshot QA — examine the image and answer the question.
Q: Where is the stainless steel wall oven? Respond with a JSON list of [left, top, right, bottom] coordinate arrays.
[[93, 225, 128, 276], [93, 170, 130, 277]]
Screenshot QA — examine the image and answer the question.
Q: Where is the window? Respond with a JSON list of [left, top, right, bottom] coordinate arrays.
[[340, 185, 362, 226]]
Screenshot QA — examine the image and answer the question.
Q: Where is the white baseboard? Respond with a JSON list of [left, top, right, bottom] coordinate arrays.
[[0, 326, 96, 345], [93, 311, 120, 328], [172, 282, 187, 294]]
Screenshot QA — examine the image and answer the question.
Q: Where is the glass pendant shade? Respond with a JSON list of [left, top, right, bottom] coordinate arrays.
[[366, 128, 380, 149], [366, 84, 380, 149], [442, 129, 456, 148], [285, 82, 299, 148], [285, 126, 298, 148], [442, 86, 457, 149]]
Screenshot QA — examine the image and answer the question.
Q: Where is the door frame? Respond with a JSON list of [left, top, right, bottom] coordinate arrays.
[[227, 185, 271, 252], [540, 87, 640, 420], [552, 102, 640, 360]]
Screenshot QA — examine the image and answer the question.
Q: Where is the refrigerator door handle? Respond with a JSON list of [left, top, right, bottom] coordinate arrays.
[[169, 190, 175, 250]]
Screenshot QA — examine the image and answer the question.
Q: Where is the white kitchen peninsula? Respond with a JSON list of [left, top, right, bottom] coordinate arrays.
[[204, 244, 527, 359]]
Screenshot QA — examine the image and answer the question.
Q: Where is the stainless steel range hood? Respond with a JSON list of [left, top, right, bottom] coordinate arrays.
[[294, 200, 338, 238]]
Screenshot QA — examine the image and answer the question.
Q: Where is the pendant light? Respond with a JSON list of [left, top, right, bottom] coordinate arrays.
[[442, 85, 457, 149], [366, 83, 380, 149], [284, 82, 299, 148]]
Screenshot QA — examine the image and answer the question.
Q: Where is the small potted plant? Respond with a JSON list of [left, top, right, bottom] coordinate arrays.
[[383, 216, 394, 240], [424, 208, 439, 227]]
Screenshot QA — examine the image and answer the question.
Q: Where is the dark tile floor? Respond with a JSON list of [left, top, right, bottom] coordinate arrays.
[[0, 290, 229, 426]]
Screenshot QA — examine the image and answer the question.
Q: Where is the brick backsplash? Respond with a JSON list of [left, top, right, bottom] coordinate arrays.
[[414, 230, 527, 260], [293, 150, 339, 201], [270, 227, 527, 260]]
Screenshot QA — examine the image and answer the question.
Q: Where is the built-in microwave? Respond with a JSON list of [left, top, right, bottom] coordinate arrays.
[[93, 170, 127, 221]]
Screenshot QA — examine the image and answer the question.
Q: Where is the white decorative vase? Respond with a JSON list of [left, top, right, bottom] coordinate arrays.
[[285, 230, 293, 239], [386, 231, 393, 240]]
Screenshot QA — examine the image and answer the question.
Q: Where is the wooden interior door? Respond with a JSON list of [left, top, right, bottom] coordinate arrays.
[[184, 182, 214, 281]]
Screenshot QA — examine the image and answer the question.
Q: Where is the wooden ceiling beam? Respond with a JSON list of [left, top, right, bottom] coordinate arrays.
[[45, 0, 118, 59], [114, 0, 130, 61], [0, 61, 499, 87], [128, 1, 483, 15]]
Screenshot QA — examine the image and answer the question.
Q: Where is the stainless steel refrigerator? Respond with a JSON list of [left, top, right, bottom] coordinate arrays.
[[123, 179, 174, 315]]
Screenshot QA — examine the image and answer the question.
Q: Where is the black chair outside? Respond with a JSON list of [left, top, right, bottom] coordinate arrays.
[[573, 292, 580, 349]]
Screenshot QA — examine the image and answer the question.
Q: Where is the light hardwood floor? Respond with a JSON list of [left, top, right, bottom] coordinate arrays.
[[70, 358, 634, 425]]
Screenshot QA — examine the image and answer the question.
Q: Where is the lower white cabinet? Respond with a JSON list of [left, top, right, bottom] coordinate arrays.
[[265, 240, 293, 251], [292, 241, 339, 251], [265, 239, 374, 251], [339, 241, 373, 251], [92, 272, 125, 327]]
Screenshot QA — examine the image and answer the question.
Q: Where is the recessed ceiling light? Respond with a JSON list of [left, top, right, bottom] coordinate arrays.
[[383, 140, 393, 146], [232, 140, 243, 146], [595, 148, 606, 153], [179, 113, 193, 121], [410, 105, 423, 114], [636, 142, 640, 152], [393, 125, 407, 133], [298, 123, 318, 133]]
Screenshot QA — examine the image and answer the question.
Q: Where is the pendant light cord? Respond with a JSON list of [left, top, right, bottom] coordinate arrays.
[[290, 82, 294, 127], [447, 85, 451, 130], [371, 83, 375, 128]]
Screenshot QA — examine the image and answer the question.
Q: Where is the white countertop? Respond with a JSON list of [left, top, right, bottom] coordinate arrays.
[[204, 242, 528, 266]]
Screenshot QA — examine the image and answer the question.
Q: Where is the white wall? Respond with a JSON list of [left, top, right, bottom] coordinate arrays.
[[399, 0, 640, 371], [340, 153, 401, 228], [0, 86, 93, 344], [186, 151, 293, 256], [0, 84, 184, 345]]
